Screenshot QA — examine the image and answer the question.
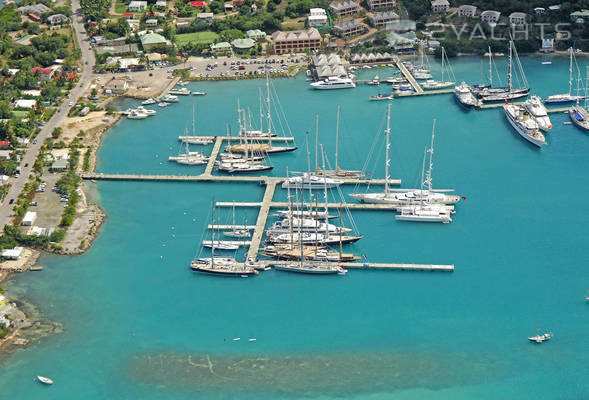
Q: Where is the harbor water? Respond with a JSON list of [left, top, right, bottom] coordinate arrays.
[[1, 55, 589, 399]]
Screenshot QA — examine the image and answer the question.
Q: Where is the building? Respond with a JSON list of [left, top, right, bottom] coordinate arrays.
[[481, 10, 501, 24], [104, 79, 128, 95], [22, 211, 37, 226], [197, 12, 214, 22], [367, 0, 395, 11], [329, 1, 360, 18], [541, 35, 554, 52], [1, 247, 23, 260], [509, 12, 526, 25], [457, 5, 477, 18], [308, 8, 328, 27], [431, 0, 449, 13], [128, 1, 147, 11], [333, 20, 365, 38], [271, 28, 321, 55], [246, 29, 266, 41], [231, 38, 255, 52], [210, 42, 232, 54], [139, 33, 168, 51], [47, 14, 68, 25], [368, 11, 399, 28]]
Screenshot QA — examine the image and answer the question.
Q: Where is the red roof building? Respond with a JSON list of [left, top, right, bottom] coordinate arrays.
[[189, 1, 206, 8]]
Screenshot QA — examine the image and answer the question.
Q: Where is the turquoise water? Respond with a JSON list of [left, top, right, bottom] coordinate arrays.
[[1, 55, 589, 399]]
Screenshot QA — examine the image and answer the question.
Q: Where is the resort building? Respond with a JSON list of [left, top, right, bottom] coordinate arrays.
[[368, 11, 399, 28], [271, 28, 321, 55], [333, 20, 366, 38], [457, 5, 477, 18], [128, 1, 147, 12], [210, 42, 232, 54], [481, 10, 501, 24], [308, 8, 328, 27], [47, 14, 68, 25], [329, 1, 360, 18], [139, 32, 168, 51], [246, 29, 266, 41], [431, 0, 449, 13], [508, 12, 527, 25], [367, 0, 395, 12]]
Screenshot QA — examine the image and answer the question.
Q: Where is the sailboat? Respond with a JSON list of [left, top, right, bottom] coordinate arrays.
[[350, 105, 460, 205], [479, 41, 530, 102], [421, 47, 456, 90], [168, 138, 209, 165], [569, 66, 589, 131], [395, 121, 453, 224], [179, 105, 213, 145], [528, 316, 553, 343], [545, 48, 587, 104]]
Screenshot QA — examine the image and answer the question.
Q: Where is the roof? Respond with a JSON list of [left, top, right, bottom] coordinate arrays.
[[272, 28, 321, 42], [140, 33, 167, 45], [231, 38, 255, 49]]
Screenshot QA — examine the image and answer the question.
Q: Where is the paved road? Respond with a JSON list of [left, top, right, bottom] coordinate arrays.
[[0, 0, 95, 231]]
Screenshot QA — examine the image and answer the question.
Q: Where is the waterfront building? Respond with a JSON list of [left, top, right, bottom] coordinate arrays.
[[308, 8, 328, 27], [509, 12, 527, 25], [481, 10, 501, 24], [457, 5, 477, 18], [367, 0, 395, 12], [329, 1, 359, 18], [369, 11, 399, 28], [271, 28, 321, 54], [333, 20, 365, 38], [431, 0, 449, 13]]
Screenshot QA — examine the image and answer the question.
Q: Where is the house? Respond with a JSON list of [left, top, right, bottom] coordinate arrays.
[[333, 20, 365, 38], [509, 12, 526, 25], [369, 11, 399, 28], [534, 7, 545, 14], [0, 150, 10, 161], [146, 18, 158, 27], [128, 1, 147, 11], [457, 5, 477, 18], [189, 1, 206, 8], [139, 32, 168, 51], [431, 0, 449, 13], [197, 12, 214, 22], [246, 29, 266, 41], [271, 28, 321, 54], [1, 247, 23, 260], [541, 35, 554, 52], [367, 0, 395, 11], [308, 8, 328, 27], [210, 42, 232, 54], [31, 67, 54, 80], [50, 159, 68, 172], [329, 1, 360, 18], [155, 0, 167, 8], [47, 14, 68, 25], [231, 38, 255, 52], [22, 211, 37, 226], [14, 99, 36, 109], [481, 10, 501, 24]]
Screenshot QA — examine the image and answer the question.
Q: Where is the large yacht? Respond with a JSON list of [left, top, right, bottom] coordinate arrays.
[[524, 96, 552, 132], [310, 76, 355, 90], [503, 104, 546, 147]]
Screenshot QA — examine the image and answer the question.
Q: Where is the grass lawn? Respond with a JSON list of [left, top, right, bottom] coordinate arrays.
[[176, 31, 220, 45]]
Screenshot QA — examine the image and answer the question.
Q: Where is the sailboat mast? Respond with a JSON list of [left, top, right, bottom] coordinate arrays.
[[508, 41, 513, 92], [488, 46, 492, 87], [335, 105, 340, 172], [384, 103, 391, 193]]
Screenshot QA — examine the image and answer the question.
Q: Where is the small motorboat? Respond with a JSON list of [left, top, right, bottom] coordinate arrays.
[[37, 376, 54, 385]]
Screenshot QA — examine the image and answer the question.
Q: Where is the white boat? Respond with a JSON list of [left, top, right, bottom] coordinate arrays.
[[503, 104, 546, 147], [161, 94, 179, 103], [350, 106, 461, 205], [395, 204, 452, 223], [545, 48, 587, 104], [524, 96, 552, 131], [127, 110, 148, 119], [454, 82, 477, 110], [310, 76, 355, 90], [192, 91, 206, 95], [158, 102, 169, 107], [136, 106, 156, 116], [141, 98, 156, 105], [37, 376, 53, 385], [281, 172, 343, 190]]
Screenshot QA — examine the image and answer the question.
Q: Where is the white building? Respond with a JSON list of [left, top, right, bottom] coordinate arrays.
[[481, 10, 501, 24], [128, 1, 147, 12], [457, 5, 477, 18], [308, 8, 327, 27], [509, 12, 526, 25], [431, 0, 449, 13], [22, 211, 37, 226], [1, 247, 24, 260]]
